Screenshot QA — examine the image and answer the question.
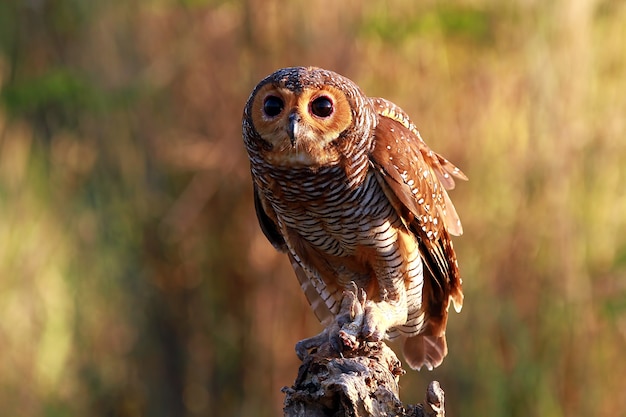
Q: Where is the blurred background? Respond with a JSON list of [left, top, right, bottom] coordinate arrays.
[[1, 0, 625, 416]]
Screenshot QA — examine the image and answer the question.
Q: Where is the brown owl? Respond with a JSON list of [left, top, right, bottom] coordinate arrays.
[[242, 67, 466, 370]]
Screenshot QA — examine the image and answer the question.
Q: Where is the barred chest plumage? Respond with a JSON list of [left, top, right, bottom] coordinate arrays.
[[257, 162, 404, 258]]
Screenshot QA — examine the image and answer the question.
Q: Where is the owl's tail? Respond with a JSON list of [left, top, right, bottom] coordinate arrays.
[[402, 334, 448, 371]]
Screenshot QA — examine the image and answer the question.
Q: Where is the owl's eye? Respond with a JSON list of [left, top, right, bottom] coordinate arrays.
[[310, 96, 333, 118], [263, 96, 284, 117]]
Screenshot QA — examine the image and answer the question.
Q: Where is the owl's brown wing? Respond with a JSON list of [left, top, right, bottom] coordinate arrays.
[[369, 97, 465, 323], [371, 98, 467, 231], [253, 183, 287, 252], [370, 98, 465, 369]]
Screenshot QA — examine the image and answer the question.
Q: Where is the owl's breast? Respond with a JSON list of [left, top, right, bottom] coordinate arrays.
[[263, 168, 403, 259]]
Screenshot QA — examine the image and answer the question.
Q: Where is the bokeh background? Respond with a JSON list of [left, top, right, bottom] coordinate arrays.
[[1, 0, 625, 416]]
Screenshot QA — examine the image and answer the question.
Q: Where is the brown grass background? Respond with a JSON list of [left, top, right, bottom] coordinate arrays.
[[1, 0, 625, 416]]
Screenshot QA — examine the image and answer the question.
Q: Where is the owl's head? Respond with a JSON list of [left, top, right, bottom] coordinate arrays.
[[243, 67, 374, 168]]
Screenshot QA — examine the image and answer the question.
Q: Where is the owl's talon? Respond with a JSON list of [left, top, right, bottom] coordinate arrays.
[[334, 283, 369, 351], [358, 288, 367, 305], [338, 329, 360, 351], [335, 311, 352, 328], [361, 303, 388, 342]]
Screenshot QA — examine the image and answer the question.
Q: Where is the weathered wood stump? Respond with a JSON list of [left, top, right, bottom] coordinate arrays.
[[282, 341, 445, 417]]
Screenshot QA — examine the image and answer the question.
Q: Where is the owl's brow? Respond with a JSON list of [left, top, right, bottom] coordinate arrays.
[[275, 68, 338, 93], [274, 68, 306, 92]]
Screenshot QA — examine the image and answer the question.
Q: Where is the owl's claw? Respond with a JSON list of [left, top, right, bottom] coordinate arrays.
[[295, 283, 379, 361], [361, 303, 387, 341], [336, 283, 367, 349], [359, 287, 391, 340]]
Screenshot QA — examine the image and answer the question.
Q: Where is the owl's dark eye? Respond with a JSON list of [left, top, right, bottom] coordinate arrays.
[[310, 96, 333, 118], [263, 96, 284, 117]]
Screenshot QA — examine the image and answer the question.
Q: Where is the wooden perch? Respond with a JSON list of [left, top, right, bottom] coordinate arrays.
[[282, 340, 445, 417]]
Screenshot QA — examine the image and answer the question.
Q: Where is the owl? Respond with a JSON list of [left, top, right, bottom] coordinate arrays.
[[242, 67, 466, 371]]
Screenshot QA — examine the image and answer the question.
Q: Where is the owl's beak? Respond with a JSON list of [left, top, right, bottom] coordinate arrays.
[[287, 112, 300, 147]]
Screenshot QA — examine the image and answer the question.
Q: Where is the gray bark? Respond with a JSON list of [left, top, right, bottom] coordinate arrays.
[[283, 341, 445, 417]]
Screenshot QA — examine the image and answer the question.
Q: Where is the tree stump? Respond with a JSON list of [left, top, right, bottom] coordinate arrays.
[[282, 341, 445, 417]]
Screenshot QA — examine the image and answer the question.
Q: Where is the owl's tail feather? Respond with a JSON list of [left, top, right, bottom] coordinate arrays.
[[402, 334, 448, 371]]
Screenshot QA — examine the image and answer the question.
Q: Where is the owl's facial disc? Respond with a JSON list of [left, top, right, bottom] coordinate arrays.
[[251, 83, 353, 166]]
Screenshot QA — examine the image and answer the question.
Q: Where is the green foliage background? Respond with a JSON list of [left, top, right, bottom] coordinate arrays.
[[1, 0, 625, 416]]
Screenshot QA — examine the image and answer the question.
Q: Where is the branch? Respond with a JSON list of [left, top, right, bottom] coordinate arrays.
[[282, 341, 445, 417]]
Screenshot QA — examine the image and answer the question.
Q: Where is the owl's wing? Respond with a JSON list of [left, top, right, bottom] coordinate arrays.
[[253, 183, 287, 252], [371, 97, 467, 233], [369, 98, 465, 370], [369, 97, 465, 321]]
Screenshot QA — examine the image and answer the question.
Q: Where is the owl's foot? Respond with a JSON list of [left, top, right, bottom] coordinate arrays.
[[296, 283, 382, 360], [339, 284, 405, 346], [335, 282, 367, 350], [361, 300, 394, 342]]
